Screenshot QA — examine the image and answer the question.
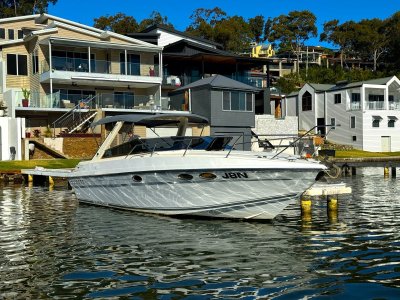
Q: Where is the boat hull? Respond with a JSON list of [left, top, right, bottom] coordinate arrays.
[[69, 168, 320, 220]]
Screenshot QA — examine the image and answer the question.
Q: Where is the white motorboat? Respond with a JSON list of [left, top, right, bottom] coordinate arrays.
[[61, 113, 326, 220]]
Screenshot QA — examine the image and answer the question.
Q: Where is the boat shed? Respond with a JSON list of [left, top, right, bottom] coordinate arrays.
[[169, 75, 260, 150]]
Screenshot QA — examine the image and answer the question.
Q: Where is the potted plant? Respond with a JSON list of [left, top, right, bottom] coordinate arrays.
[[22, 88, 30, 107]]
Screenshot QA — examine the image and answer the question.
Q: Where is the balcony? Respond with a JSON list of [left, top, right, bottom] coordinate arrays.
[[365, 101, 384, 110], [40, 58, 161, 88], [162, 73, 266, 89], [14, 91, 169, 111]]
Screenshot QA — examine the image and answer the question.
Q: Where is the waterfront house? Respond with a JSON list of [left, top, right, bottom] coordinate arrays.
[[169, 75, 259, 150], [284, 76, 400, 152], [0, 14, 163, 135], [129, 25, 272, 115]]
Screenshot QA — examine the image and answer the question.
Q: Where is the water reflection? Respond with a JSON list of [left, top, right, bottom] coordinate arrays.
[[0, 167, 400, 299]]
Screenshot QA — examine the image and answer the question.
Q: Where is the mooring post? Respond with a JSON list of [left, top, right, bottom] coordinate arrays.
[[391, 167, 396, 178], [351, 167, 356, 176], [384, 166, 390, 178], [301, 195, 312, 222], [48, 176, 54, 186], [327, 195, 338, 222]]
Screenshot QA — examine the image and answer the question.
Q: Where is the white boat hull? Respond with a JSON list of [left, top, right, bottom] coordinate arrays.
[[68, 152, 323, 220]]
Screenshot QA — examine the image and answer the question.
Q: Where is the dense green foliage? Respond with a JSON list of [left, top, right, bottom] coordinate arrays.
[[93, 11, 173, 34], [0, 0, 57, 17]]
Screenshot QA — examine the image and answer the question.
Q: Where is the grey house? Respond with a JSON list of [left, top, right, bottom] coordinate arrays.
[[169, 75, 260, 150]]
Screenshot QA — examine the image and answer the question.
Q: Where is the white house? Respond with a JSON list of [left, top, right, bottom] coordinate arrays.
[[284, 76, 400, 152]]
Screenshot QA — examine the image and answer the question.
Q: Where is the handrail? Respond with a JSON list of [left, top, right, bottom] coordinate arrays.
[[52, 95, 96, 138], [271, 124, 335, 159], [225, 135, 242, 158]]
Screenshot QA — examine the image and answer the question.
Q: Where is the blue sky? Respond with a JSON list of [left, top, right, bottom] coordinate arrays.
[[48, 0, 400, 47]]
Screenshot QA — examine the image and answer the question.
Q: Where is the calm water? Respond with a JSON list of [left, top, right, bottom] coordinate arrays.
[[1, 168, 400, 299]]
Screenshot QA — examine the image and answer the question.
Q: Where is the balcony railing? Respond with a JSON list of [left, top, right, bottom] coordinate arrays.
[[162, 74, 267, 89], [365, 101, 384, 110], [389, 102, 400, 110], [41, 57, 160, 77], [348, 102, 361, 111], [15, 91, 168, 110]]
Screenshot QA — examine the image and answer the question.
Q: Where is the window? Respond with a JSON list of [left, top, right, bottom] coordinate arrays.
[[351, 93, 360, 102], [32, 51, 39, 74], [17, 30, 23, 39], [17, 55, 28, 75], [8, 29, 14, 40], [7, 54, 28, 75], [223, 91, 230, 110], [388, 117, 397, 128], [0, 28, 5, 39], [120, 53, 140, 75], [222, 91, 253, 112], [372, 118, 380, 128], [352, 136, 357, 141], [302, 91, 312, 111], [7, 54, 17, 75], [330, 118, 336, 129], [334, 93, 341, 104], [369, 94, 384, 102], [350, 116, 356, 128]]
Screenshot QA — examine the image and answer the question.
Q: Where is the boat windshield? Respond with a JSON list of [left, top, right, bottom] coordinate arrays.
[[103, 136, 232, 158]]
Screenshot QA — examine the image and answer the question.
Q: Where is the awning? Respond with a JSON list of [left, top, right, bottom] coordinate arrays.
[[388, 116, 398, 120], [372, 115, 383, 120]]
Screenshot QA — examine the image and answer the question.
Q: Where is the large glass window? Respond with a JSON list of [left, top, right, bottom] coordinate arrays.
[[120, 53, 140, 75], [7, 54, 27, 75], [302, 91, 312, 111], [222, 91, 253, 112]]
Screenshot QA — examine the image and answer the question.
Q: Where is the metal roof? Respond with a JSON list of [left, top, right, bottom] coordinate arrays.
[[173, 75, 261, 92]]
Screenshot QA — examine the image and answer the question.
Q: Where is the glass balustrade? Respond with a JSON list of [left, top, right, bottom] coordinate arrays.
[[41, 57, 159, 76], [15, 91, 167, 110]]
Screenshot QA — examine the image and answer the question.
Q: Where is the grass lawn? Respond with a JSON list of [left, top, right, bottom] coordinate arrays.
[[0, 159, 81, 171], [334, 150, 400, 158]]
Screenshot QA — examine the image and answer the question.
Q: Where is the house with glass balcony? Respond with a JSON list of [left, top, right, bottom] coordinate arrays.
[[129, 25, 272, 115], [284, 76, 400, 152], [0, 14, 163, 133]]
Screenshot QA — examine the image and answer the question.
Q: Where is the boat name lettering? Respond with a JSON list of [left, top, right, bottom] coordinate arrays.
[[222, 172, 248, 179]]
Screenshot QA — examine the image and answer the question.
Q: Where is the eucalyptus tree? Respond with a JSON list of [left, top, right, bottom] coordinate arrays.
[[94, 13, 139, 34], [268, 10, 317, 74], [249, 15, 265, 44], [138, 11, 174, 31], [0, 0, 57, 17], [352, 18, 389, 71]]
